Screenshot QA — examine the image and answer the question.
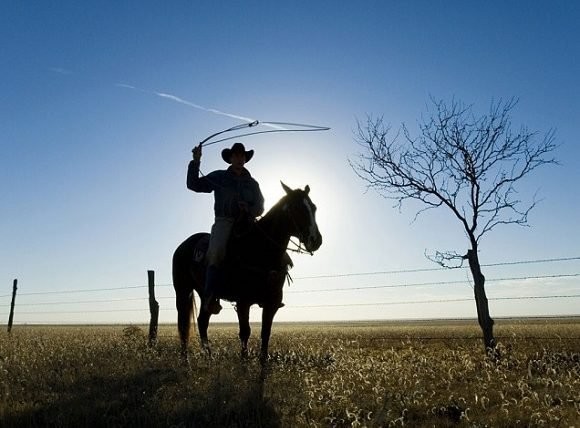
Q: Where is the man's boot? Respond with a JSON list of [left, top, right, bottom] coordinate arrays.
[[203, 265, 223, 315]]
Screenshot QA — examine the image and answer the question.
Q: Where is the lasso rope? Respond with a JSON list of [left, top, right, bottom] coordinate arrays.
[[193, 120, 326, 256], [195, 120, 330, 150]]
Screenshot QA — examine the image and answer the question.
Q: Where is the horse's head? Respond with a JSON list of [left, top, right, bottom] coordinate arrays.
[[280, 181, 322, 253]]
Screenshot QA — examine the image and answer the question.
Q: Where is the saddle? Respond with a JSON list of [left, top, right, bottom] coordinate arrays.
[[191, 229, 293, 303], [192, 232, 293, 274], [191, 234, 210, 265], [189, 218, 253, 267]]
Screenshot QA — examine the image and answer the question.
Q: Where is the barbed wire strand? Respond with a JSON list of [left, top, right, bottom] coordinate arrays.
[[287, 272, 580, 294], [3, 271, 578, 306], [3, 255, 579, 298], [12, 294, 580, 315], [293, 256, 580, 280]]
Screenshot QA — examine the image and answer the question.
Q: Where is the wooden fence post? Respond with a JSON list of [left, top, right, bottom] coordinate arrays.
[[147, 270, 159, 346], [8, 279, 17, 333]]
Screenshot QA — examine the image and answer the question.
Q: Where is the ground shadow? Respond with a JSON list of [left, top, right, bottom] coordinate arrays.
[[169, 361, 281, 428], [1, 360, 281, 428]]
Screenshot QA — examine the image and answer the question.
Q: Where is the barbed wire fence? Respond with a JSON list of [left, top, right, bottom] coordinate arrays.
[[2, 256, 580, 327]]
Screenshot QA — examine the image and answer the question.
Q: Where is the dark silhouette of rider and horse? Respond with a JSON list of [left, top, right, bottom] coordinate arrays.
[[173, 140, 322, 362]]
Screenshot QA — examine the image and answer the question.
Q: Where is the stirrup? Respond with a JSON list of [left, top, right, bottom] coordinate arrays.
[[209, 300, 222, 314], [204, 297, 222, 315]]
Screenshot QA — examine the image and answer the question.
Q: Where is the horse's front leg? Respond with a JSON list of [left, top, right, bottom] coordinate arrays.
[[260, 305, 279, 364], [197, 309, 212, 357], [236, 302, 251, 358]]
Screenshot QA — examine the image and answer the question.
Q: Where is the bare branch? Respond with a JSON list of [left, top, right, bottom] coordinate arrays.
[[425, 249, 466, 269], [352, 98, 559, 254]]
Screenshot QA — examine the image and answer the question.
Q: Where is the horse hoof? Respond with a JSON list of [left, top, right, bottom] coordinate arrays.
[[180, 353, 190, 365], [201, 339, 212, 357]]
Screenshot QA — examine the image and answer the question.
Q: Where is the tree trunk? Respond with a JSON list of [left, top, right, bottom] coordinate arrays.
[[465, 249, 497, 355]]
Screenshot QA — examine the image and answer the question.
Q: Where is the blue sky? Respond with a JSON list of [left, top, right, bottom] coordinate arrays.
[[1, 1, 579, 324]]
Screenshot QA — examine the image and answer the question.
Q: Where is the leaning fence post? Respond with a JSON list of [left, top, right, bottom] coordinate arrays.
[[8, 279, 17, 333], [147, 270, 159, 346]]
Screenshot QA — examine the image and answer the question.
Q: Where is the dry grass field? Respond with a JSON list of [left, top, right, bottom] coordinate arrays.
[[0, 319, 578, 427]]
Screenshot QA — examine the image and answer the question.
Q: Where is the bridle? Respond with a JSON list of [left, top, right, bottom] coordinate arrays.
[[287, 238, 313, 255], [255, 193, 317, 256], [286, 199, 316, 255]]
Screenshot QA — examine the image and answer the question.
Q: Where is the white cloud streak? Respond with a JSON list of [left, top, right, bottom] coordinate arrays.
[[49, 67, 73, 75], [115, 83, 281, 127]]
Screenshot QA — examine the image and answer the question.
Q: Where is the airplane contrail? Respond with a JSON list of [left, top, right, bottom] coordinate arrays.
[[49, 67, 73, 75], [115, 83, 284, 129]]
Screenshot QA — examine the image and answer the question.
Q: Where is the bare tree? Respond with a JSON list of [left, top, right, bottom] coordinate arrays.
[[352, 98, 558, 354]]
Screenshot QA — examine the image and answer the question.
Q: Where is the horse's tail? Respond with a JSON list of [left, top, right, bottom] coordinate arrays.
[[172, 234, 205, 351], [191, 289, 198, 330], [173, 255, 193, 350]]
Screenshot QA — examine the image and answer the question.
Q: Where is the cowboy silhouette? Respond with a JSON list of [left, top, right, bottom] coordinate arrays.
[[188, 142, 264, 314]]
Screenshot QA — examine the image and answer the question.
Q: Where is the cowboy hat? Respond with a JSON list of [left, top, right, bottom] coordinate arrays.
[[221, 142, 254, 163]]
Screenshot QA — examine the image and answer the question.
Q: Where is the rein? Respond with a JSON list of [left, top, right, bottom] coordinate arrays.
[[287, 238, 313, 255]]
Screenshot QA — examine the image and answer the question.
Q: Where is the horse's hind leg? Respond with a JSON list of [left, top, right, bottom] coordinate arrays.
[[197, 309, 212, 356], [236, 303, 251, 357]]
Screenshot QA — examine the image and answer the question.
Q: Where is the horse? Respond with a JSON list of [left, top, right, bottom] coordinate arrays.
[[172, 182, 322, 362]]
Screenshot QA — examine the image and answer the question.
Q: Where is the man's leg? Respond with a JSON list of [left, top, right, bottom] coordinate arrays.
[[203, 218, 233, 314], [204, 265, 222, 314]]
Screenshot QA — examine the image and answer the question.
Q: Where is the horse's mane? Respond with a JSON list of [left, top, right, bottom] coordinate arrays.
[[258, 192, 291, 223]]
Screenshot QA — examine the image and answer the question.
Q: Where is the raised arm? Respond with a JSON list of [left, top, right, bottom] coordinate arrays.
[[187, 144, 214, 193]]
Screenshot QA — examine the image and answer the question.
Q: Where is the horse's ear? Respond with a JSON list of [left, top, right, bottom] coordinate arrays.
[[304, 185, 310, 195], [281, 181, 292, 195]]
